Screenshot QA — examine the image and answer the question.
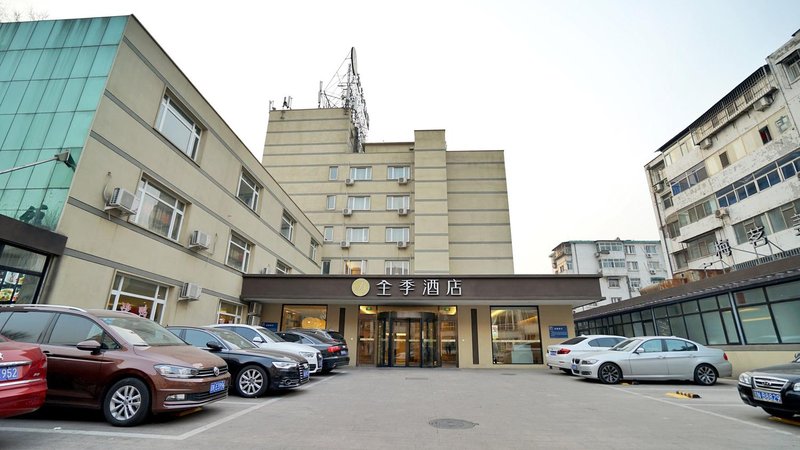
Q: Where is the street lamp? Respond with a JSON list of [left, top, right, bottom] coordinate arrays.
[[0, 150, 76, 175]]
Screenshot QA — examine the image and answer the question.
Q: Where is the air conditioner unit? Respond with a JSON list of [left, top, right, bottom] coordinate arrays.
[[189, 230, 211, 250], [654, 182, 666, 193], [753, 95, 773, 112], [715, 208, 728, 218], [179, 282, 202, 300], [105, 187, 137, 215], [398, 177, 409, 185], [397, 241, 408, 249], [398, 208, 409, 216], [342, 208, 353, 216], [649, 269, 656, 275], [345, 178, 355, 186], [340, 241, 350, 249], [248, 302, 262, 316], [699, 137, 713, 149]]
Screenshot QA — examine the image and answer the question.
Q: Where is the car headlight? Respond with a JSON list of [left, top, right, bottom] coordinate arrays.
[[793, 382, 800, 392], [738, 373, 752, 385], [155, 364, 198, 379], [582, 359, 598, 365], [273, 361, 298, 369], [299, 352, 315, 358]]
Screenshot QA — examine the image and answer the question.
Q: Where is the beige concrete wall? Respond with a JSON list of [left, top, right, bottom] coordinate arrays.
[[538, 305, 576, 351], [725, 349, 800, 377]]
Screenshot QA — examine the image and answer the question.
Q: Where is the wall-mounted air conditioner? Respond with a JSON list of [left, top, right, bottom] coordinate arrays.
[[340, 241, 350, 249], [715, 208, 728, 218], [189, 230, 211, 250], [179, 282, 202, 300], [105, 187, 137, 215], [397, 241, 408, 249], [398, 208, 409, 216], [398, 177, 409, 185], [699, 137, 713, 149], [345, 178, 355, 186], [343, 208, 353, 216], [654, 181, 666, 193], [753, 95, 773, 112]]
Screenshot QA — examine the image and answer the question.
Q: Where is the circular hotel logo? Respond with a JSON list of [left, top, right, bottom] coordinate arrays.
[[351, 278, 370, 297]]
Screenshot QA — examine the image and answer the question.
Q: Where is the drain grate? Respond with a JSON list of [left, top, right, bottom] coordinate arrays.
[[429, 418, 478, 430]]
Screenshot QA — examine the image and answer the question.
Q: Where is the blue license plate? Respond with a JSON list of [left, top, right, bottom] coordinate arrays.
[[549, 351, 557, 356], [209, 380, 225, 394], [753, 390, 782, 404], [0, 366, 20, 381], [571, 363, 578, 371], [341, 350, 348, 356], [303, 369, 309, 378]]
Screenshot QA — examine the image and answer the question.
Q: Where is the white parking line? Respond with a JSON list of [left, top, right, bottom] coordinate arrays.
[[0, 375, 336, 441], [607, 386, 796, 437]]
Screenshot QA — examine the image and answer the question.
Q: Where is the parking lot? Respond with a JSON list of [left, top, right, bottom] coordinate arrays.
[[1, 367, 799, 449]]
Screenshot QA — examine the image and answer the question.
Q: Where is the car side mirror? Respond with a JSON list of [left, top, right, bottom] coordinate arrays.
[[77, 339, 102, 354], [207, 341, 223, 351], [634, 348, 645, 354], [252, 336, 264, 344]]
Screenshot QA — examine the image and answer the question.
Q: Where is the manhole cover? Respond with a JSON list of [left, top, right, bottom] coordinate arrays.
[[429, 418, 478, 430]]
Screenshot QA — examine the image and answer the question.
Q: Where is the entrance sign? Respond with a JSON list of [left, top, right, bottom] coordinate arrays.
[[549, 325, 568, 339], [351, 278, 465, 298]]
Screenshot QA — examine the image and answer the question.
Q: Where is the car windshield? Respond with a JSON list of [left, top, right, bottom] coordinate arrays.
[[610, 339, 642, 352], [208, 328, 258, 350], [255, 326, 285, 342], [101, 316, 187, 346]]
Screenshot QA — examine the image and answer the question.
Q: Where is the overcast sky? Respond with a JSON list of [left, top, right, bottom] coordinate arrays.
[[8, 0, 800, 273]]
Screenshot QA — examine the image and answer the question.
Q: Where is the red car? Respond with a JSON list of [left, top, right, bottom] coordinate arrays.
[[0, 334, 47, 419]]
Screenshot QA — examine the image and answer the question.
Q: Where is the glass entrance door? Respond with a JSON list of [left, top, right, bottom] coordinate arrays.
[[377, 312, 438, 367]]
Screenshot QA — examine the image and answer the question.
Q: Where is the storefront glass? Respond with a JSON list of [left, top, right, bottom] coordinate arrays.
[[0, 243, 47, 304], [281, 305, 327, 330], [490, 307, 542, 364]]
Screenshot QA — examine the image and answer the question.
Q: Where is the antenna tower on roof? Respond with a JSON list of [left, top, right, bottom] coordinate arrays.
[[318, 47, 369, 153]]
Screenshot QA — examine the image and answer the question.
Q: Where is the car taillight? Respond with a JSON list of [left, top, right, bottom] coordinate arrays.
[[723, 353, 728, 361], [557, 348, 571, 355], [327, 345, 341, 353]]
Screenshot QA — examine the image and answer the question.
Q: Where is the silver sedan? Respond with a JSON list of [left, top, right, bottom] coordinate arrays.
[[572, 336, 732, 385]]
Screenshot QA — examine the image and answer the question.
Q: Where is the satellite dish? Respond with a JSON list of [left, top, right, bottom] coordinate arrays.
[[350, 47, 358, 75]]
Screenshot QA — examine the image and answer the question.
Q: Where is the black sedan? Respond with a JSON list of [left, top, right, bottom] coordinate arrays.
[[277, 330, 350, 373], [738, 353, 800, 419], [168, 326, 309, 398]]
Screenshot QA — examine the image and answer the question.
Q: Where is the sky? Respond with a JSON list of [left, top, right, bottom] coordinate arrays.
[[7, 0, 800, 273]]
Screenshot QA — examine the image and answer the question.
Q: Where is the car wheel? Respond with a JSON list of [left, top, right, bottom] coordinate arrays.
[[559, 368, 572, 375], [693, 364, 717, 386], [763, 407, 796, 419], [598, 363, 621, 384], [236, 365, 269, 398], [103, 377, 150, 427]]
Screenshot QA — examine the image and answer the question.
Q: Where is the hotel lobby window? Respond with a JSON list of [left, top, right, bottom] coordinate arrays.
[[0, 243, 48, 305], [282, 305, 327, 330], [217, 300, 243, 324], [490, 306, 542, 364]]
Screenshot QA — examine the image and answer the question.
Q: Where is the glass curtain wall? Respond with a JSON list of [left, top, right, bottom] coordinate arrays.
[[490, 307, 542, 364]]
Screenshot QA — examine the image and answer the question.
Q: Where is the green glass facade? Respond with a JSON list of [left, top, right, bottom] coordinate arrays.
[[0, 16, 126, 231]]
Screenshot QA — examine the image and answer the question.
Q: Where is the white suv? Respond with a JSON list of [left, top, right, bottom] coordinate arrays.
[[209, 324, 323, 374]]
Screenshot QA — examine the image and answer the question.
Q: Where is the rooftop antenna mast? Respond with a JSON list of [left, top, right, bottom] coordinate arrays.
[[318, 47, 369, 152]]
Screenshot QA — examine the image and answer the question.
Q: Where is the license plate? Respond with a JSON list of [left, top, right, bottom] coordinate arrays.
[[303, 369, 309, 378], [549, 351, 557, 356], [341, 350, 348, 355], [571, 363, 578, 371], [209, 380, 225, 394], [0, 366, 20, 381], [753, 390, 782, 404]]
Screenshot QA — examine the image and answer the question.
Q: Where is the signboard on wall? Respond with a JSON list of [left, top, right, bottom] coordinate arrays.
[[262, 322, 278, 331], [549, 325, 568, 339]]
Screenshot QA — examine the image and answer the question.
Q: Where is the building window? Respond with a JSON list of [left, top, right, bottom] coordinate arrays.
[[106, 274, 167, 323], [627, 261, 639, 271], [346, 227, 369, 243], [344, 260, 366, 275], [156, 94, 201, 159], [326, 195, 336, 210], [323, 226, 334, 242], [686, 233, 716, 261], [131, 179, 185, 241], [678, 198, 715, 227], [490, 307, 542, 365], [309, 240, 319, 260], [717, 150, 800, 209], [785, 51, 800, 83], [719, 151, 730, 168], [280, 211, 295, 242], [386, 195, 410, 210], [282, 305, 327, 330], [387, 166, 411, 180], [610, 297, 622, 304], [321, 260, 331, 275], [0, 244, 47, 305], [599, 259, 625, 269], [385, 260, 410, 275], [644, 245, 657, 255], [597, 242, 623, 252], [670, 162, 708, 196], [624, 245, 636, 255], [629, 278, 641, 290], [733, 214, 772, 244], [347, 196, 371, 210], [674, 251, 688, 269], [349, 167, 372, 181], [661, 193, 673, 209], [385, 227, 410, 243], [647, 261, 661, 271], [608, 278, 620, 288], [226, 233, 251, 272], [776, 116, 791, 133], [665, 221, 680, 239], [237, 171, 260, 211], [217, 301, 243, 324], [759, 126, 772, 145], [328, 166, 338, 180], [275, 261, 291, 274]]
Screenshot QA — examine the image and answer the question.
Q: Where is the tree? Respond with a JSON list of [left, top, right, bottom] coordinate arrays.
[[0, 2, 48, 22]]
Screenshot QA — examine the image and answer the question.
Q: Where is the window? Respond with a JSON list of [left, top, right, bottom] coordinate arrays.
[[608, 278, 620, 288], [275, 261, 291, 274], [719, 151, 730, 168], [344, 260, 366, 275], [0, 311, 54, 342], [776, 116, 791, 133], [106, 273, 167, 323], [785, 51, 800, 83], [597, 242, 623, 252], [759, 126, 772, 144], [323, 226, 334, 242], [349, 166, 372, 181], [280, 212, 295, 241], [639, 340, 663, 353], [49, 314, 112, 348], [665, 221, 680, 239], [627, 261, 639, 271], [386, 195, 410, 210], [328, 166, 338, 180], [237, 171, 260, 211], [686, 233, 717, 261], [490, 307, 541, 365], [678, 198, 715, 227], [282, 305, 327, 330], [385, 260, 410, 275], [346, 227, 369, 243], [629, 278, 641, 290], [599, 259, 625, 268], [670, 162, 708, 196], [217, 301, 243, 324], [131, 179, 185, 241], [644, 245, 658, 255], [226, 233, 251, 272], [647, 261, 660, 271], [717, 151, 800, 208], [385, 227, 410, 243], [661, 193, 673, 209], [321, 260, 331, 274], [309, 240, 319, 260], [326, 195, 336, 210], [347, 196, 371, 211], [733, 214, 771, 244], [387, 166, 411, 180], [624, 245, 636, 255], [156, 94, 201, 159]]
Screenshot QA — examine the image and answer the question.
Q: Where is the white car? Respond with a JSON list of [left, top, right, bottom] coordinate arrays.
[[573, 336, 732, 385], [209, 324, 323, 374], [546, 335, 626, 373]]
